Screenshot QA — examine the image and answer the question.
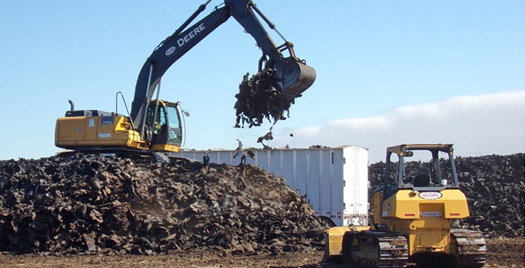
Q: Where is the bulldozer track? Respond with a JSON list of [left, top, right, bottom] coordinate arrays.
[[452, 229, 487, 268], [377, 236, 409, 267], [344, 232, 408, 268]]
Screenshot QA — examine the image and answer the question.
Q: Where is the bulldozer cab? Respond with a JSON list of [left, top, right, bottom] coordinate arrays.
[[145, 100, 183, 152], [381, 144, 459, 198]]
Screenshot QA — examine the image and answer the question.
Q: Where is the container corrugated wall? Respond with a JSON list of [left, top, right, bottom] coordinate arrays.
[[171, 145, 369, 227]]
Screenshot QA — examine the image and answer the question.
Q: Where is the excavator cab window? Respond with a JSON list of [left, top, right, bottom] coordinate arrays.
[[154, 108, 167, 135], [144, 101, 182, 150], [165, 104, 182, 146], [145, 101, 183, 148], [145, 104, 167, 145]]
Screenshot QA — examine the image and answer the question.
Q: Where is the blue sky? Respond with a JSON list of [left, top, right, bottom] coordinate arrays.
[[1, 0, 524, 162]]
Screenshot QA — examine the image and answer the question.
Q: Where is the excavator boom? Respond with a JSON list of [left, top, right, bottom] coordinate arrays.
[[130, 0, 316, 135]]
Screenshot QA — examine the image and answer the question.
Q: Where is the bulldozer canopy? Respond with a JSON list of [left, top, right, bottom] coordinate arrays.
[[387, 144, 454, 156]]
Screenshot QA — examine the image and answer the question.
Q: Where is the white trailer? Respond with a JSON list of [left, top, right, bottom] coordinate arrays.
[[171, 145, 369, 227]]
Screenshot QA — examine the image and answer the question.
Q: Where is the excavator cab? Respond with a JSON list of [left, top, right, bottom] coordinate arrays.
[[144, 100, 183, 152]]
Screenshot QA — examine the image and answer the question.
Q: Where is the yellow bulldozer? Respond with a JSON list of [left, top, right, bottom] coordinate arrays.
[[323, 144, 487, 267]]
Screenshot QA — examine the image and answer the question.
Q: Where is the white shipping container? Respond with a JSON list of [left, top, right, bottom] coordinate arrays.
[[171, 145, 369, 227]]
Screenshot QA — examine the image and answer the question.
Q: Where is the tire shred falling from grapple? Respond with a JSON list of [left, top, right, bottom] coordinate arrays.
[[234, 69, 293, 129]]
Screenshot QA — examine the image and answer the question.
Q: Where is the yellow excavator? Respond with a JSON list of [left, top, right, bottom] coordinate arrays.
[[323, 144, 487, 267], [55, 0, 315, 158]]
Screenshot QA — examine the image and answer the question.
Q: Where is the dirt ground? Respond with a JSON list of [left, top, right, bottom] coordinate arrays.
[[0, 238, 522, 268]]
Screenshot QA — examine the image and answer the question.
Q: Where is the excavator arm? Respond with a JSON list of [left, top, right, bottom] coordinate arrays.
[[227, 0, 315, 96], [130, 0, 316, 137]]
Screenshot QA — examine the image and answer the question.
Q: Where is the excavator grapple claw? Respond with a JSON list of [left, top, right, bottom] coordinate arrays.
[[234, 61, 315, 128], [275, 58, 316, 102]]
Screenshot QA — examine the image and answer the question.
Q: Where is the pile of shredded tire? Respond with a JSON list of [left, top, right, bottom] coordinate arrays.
[[0, 155, 325, 254]]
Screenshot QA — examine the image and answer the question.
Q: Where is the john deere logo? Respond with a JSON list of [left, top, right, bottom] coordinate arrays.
[[165, 46, 176, 56]]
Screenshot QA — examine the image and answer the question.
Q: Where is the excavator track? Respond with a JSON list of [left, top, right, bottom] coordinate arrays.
[[451, 229, 487, 268], [343, 231, 409, 268], [57, 148, 170, 163]]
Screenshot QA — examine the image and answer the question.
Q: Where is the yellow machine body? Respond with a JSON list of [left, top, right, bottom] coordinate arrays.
[[55, 115, 147, 150], [55, 100, 183, 154], [323, 226, 371, 262], [376, 189, 469, 256], [323, 144, 486, 267]]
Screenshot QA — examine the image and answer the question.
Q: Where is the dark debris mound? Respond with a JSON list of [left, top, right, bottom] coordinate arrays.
[[234, 69, 292, 128], [0, 155, 324, 254], [368, 153, 524, 238]]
